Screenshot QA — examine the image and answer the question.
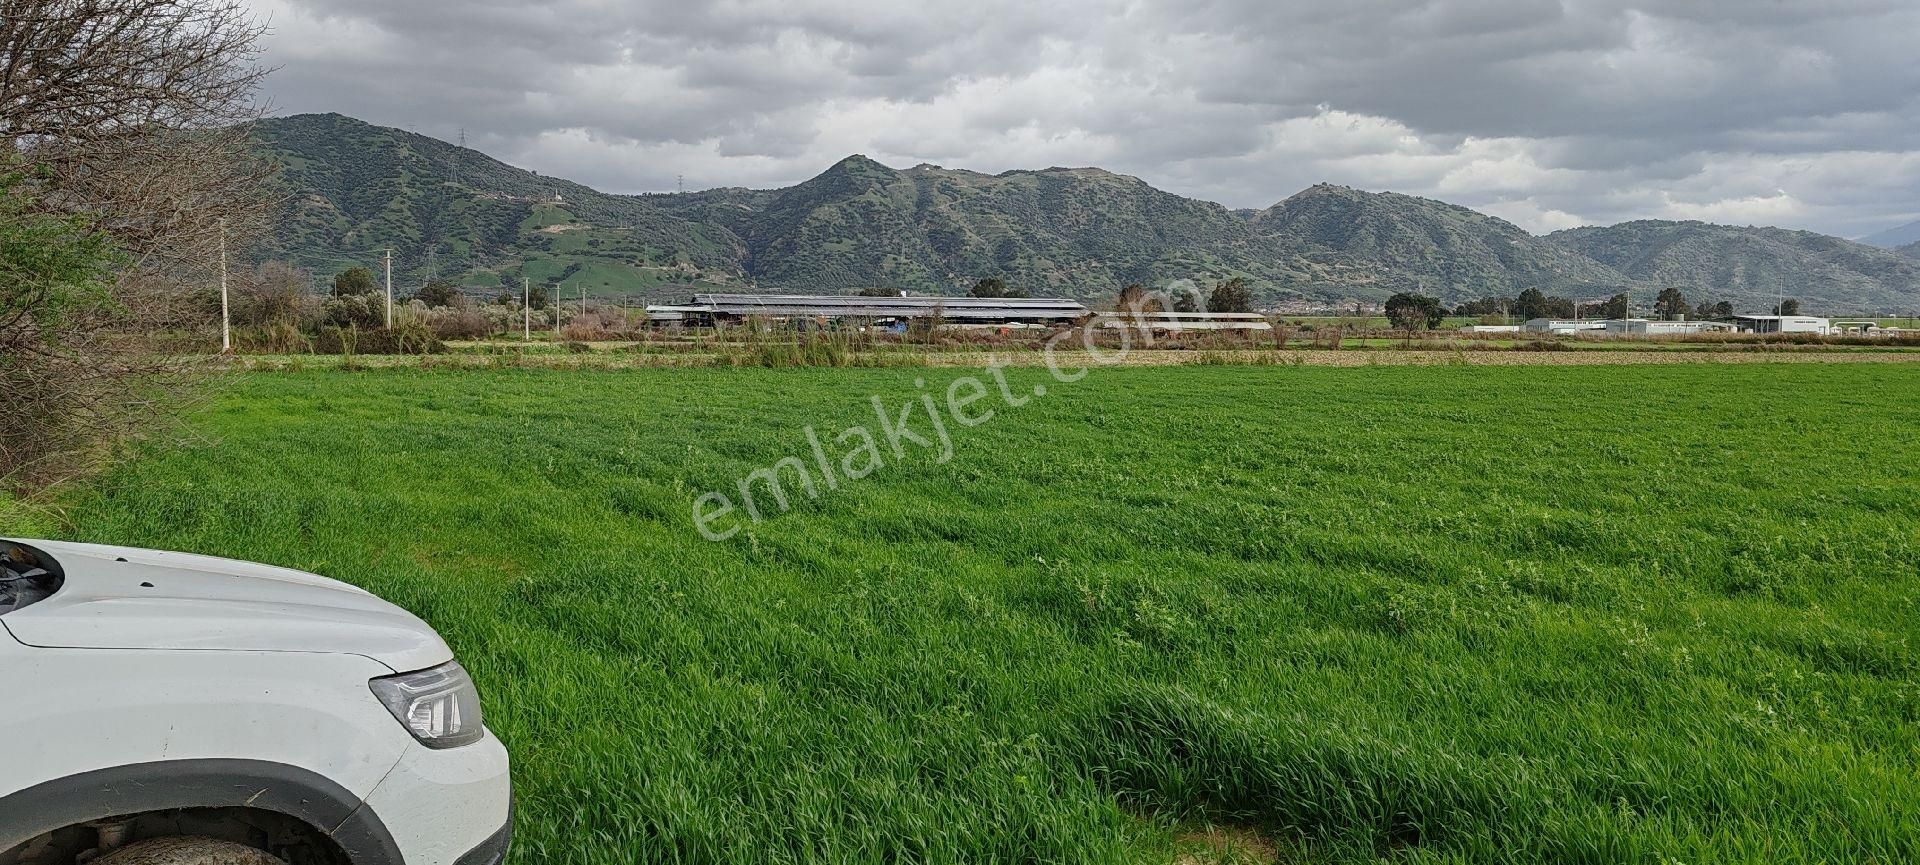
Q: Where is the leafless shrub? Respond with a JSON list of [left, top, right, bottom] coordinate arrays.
[[0, 240, 211, 489], [559, 307, 638, 341], [310, 321, 443, 356], [235, 261, 316, 328], [905, 303, 946, 343], [409, 298, 495, 341], [0, 0, 271, 493], [236, 321, 311, 354], [1307, 326, 1345, 350]]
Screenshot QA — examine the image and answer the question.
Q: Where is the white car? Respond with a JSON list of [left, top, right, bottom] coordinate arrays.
[[0, 539, 512, 865]]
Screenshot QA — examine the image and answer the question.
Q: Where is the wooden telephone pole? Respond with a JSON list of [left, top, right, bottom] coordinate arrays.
[[383, 249, 394, 329], [218, 220, 230, 353]]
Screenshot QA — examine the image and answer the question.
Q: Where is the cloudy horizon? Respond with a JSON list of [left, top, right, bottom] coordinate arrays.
[[243, 0, 1920, 239]]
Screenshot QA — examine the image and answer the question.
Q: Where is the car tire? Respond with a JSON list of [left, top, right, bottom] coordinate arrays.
[[90, 837, 284, 865]]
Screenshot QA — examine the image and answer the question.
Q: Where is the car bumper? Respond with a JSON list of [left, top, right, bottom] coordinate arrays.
[[360, 727, 512, 865], [453, 799, 513, 865]]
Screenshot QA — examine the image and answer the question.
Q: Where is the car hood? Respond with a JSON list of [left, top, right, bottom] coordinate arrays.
[[0, 539, 450, 673]]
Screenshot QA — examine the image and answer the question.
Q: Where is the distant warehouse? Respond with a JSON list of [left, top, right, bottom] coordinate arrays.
[[1603, 319, 1736, 336], [1095, 311, 1273, 332], [1515, 316, 1832, 337], [1735, 315, 1832, 335], [646, 293, 1090, 326], [1521, 319, 1607, 335]]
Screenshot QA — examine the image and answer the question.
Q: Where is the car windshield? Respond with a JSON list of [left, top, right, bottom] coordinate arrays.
[[0, 540, 62, 616]]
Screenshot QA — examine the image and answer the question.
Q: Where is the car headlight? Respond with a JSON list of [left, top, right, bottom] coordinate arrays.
[[370, 661, 485, 748]]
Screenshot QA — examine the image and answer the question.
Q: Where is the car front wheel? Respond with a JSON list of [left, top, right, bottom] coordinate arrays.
[[90, 837, 283, 865]]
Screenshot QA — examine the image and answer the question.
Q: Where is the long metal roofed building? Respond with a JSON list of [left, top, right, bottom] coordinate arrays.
[[646, 293, 1091, 325]]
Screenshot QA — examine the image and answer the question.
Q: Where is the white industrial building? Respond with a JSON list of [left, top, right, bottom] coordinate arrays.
[[1521, 319, 1607, 334], [645, 293, 1090, 326], [1734, 315, 1831, 335], [1458, 324, 1520, 334], [1602, 319, 1736, 336], [1519, 315, 1841, 338], [1094, 311, 1273, 332]]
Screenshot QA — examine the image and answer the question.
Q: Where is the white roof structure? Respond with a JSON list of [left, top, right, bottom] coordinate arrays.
[[1522, 318, 1607, 333], [663, 293, 1091, 322], [1601, 319, 1736, 335], [1095, 311, 1273, 331]]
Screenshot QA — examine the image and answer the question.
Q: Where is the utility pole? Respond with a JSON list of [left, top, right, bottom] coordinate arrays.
[[1775, 285, 1785, 339], [522, 277, 531, 341], [384, 249, 393, 329], [218, 219, 230, 354]]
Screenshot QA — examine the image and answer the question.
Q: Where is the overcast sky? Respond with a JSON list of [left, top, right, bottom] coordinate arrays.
[[243, 0, 1919, 238]]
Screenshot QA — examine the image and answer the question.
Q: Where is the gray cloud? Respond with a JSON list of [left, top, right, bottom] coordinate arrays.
[[244, 0, 1920, 237]]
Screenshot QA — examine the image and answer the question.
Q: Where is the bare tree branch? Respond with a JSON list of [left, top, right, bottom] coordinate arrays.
[[0, 0, 270, 493]]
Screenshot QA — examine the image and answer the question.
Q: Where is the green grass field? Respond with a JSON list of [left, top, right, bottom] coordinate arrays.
[[16, 364, 1920, 864]]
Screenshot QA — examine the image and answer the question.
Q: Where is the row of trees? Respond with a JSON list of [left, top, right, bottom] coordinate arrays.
[[1115, 278, 1254, 314]]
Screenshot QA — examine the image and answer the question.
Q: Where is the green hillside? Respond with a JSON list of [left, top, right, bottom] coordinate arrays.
[[653, 157, 1313, 296], [1548, 220, 1920, 313], [250, 114, 1920, 311], [1251, 184, 1631, 299], [254, 113, 744, 300]]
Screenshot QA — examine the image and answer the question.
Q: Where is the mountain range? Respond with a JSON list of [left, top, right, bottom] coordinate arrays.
[[1859, 219, 1920, 250], [252, 114, 1920, 312]]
